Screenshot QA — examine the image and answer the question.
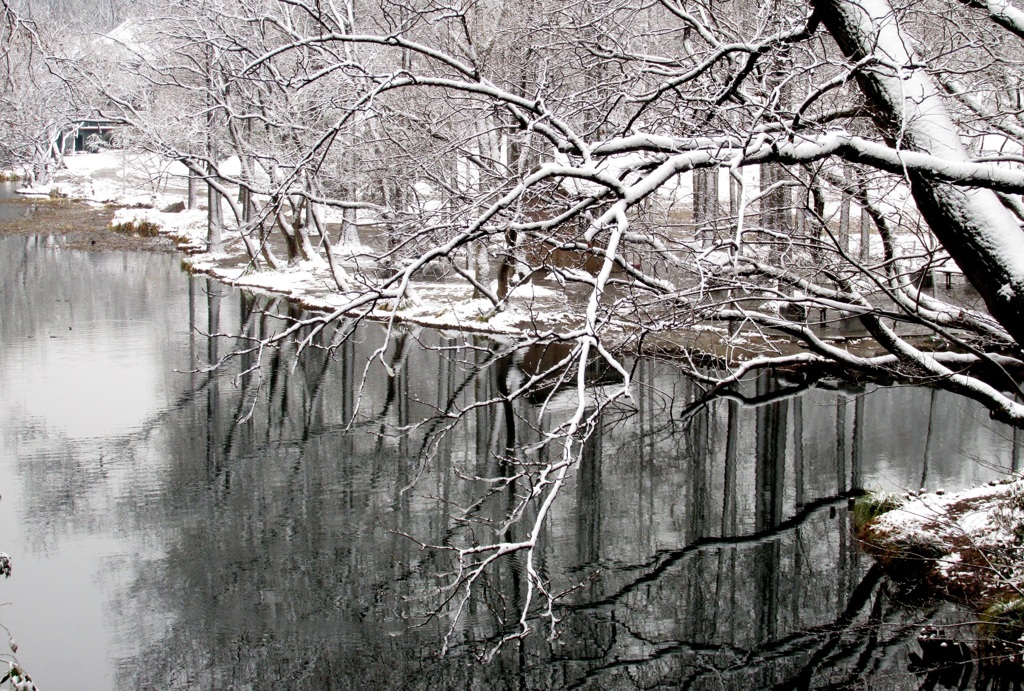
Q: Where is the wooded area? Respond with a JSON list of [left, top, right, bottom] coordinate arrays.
[[5, 0, 1024, 655]]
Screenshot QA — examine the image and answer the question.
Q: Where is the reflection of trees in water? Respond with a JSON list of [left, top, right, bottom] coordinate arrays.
[[55, 290, 1010, 688], [2, 243, 1018, 686], [1, 242, 191, 548]]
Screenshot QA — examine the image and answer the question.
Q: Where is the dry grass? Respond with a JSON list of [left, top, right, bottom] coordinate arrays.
[[110, 219, 161, 237]]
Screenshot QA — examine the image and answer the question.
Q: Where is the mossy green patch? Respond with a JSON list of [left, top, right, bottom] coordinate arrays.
[[852, 491, 904, 535], [981, 597, 1024, 643]]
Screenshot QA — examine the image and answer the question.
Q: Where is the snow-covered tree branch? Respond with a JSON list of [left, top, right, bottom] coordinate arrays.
[[18, 0, 1024, 654]]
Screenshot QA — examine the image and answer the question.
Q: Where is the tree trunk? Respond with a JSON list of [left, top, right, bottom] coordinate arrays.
[[340, 177, 361, 249], [839, 164, 851, 253], [859, 204, 871, 262], [187, 165, 199, 210], [693, 170, 706, 240], [760, 163, 790, 262], [694, 168, 720, 246], [729, 171, 741, 218], [815, 0, 1024, 348], [497, 228, 518, 300], [207, 162, 223, 251]]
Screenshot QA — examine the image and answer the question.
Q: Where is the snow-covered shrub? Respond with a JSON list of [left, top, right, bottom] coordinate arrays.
[[109, 207, 166, 237]]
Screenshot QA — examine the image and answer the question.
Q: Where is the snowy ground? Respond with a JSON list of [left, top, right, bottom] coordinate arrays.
[[18, 150, 191, 207], [18, 151, 585, 338], [860, 479, 1024, 609]]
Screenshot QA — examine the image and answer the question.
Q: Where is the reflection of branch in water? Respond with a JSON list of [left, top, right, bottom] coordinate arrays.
[[299, 328, 348, 441], [414, 341, 507, 455], [494, 351, 516, 457], [560, 564, 941, 690], [373, 331, 411, 453], [778, 563, 892, 687], [679, 368, 827, 423], [406, 338, 585, 498], [571, 493, 861, 613]]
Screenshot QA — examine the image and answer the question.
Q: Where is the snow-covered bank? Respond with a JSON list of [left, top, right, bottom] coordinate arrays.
[[857, 479, 1024, 633], [12, 152, 954, 351], [26, 151, 584, 338], [17, 150, 190, 208], [184, 247, 577, 337]]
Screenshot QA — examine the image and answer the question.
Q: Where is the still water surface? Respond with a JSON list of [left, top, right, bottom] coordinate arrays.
[[1, 206, 1022, 688]]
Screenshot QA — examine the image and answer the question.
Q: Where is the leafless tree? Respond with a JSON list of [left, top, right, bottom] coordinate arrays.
[[0, 0, 81, 185], [32, 0, 1024, 654]]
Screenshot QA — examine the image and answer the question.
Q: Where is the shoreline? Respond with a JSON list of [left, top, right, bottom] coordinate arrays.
[[0, 153, 935, 362]]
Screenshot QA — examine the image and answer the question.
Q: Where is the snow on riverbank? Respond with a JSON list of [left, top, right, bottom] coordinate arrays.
[[18, 150, 190, 208], [183, 246, 576, 336], [859, 478, 1024, 606], [23, 151, 582, 337], [10, 151, 943, 343]]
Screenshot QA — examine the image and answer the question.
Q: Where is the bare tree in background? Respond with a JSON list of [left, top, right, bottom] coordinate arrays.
[[0, 0, 80, 185]]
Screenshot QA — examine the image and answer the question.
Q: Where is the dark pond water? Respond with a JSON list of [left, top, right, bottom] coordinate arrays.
[[1, 192, 1023, 688]]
